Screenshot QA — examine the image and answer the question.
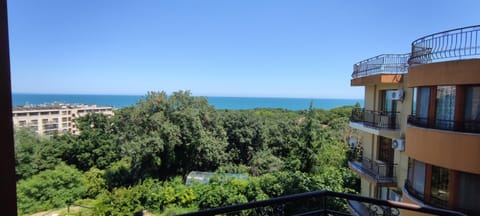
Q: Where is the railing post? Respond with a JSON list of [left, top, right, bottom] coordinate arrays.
[[322, 196, 327, 216]]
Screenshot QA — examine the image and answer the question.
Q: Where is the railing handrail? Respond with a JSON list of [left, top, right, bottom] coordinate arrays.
[[408, 25, 480, 65], [180, 190, 466, 216], [361, 156, 398, 167], [350, 108, 400, 130], [411, 25, 480, 45], [407, 114, 480, 133], [352, 53, 409, 79]]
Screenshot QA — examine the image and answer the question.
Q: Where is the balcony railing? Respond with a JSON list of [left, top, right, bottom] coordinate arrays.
[[350, 108, 400, 130], [408, 25, 480, 65], [407, 114, 480, 133], [349, 157, 397, 183], [404, 180, 448, 211], [351, 54, 409, 79], [180, 190, 465, 216]]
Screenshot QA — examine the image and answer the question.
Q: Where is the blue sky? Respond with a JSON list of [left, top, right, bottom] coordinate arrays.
[[7, 1, 480, 99]]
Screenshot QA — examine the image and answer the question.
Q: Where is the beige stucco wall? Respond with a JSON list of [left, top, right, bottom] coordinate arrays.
[[361, 179, 370, 197]]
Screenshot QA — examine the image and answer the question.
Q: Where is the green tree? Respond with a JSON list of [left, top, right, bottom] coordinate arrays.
[[64, 113, 120, 171], [16, 163, 86, 214]]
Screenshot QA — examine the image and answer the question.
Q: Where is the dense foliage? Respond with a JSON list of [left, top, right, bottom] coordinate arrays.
[[14, 91, 360, 215]]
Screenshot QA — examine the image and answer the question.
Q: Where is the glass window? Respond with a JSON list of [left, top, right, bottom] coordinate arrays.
[[436, 86, 456, 129], [464, 86, 480, 132], [413, 160, 426, 198], [382, 90, 397, 112], [417, 87, 430, 125], [430, 165, 449, 208], [412, 88, 417, 114], [457, 172, 480, 215]]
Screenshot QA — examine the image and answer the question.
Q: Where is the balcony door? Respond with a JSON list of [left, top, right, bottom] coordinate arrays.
[[378, 136, 394, 177], [381, 90, 398, 128], [381, 90, 398, 113]]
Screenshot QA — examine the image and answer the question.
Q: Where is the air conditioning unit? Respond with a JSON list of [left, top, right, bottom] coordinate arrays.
[[349, 137, 357, 148], [392, 138, 405, 151], [391, 89, 404, 101]]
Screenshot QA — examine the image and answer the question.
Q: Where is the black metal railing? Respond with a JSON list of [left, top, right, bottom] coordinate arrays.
[[350, 108, 400, 130], [409, 25, 480, 65], [349, 157, 397, 183], [180, 190, 465, 216], [407, 114, 480, 133], [352, 54, 409, 79]]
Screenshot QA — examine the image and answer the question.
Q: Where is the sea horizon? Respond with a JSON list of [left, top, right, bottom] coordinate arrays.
[[12, 93, 364, 111]]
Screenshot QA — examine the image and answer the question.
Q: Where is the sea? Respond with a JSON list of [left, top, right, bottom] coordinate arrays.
[[12, 93, 363, 111]]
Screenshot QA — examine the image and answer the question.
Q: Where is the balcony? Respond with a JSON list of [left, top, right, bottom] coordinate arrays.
[[406, 115, 480, 174], [180, 190, 464, 216], [408, 25, 480, 65], [403, 180, 448, 209], [351, 54, 409, 86], [407, 114, 480, 134], [348, 157, 397, 186], [349, 108, 401, 138]]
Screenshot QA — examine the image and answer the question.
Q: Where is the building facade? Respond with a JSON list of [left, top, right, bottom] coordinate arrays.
[[12, 103, 114, 136], [348, 25, 480, 215]]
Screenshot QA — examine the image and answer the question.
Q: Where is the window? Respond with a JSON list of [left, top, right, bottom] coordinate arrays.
[[19, 120, 26, 126], [381, 90, 397, 112], [412, 87, 417, 114], [31, 120, 38, 124], [413, 160, 426, 198], [464, 86, 480, 132], [436, 86, 456, 130], [377, 137, 394, 177], [417, 87, 430, 125], [457, 172, 480, 215], [29, 112, 38, 116], [430, 165, 449, 208]]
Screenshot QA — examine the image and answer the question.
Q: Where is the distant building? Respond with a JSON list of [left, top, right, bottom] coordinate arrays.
[[185, 171, 248, 185], [12, 103, 114, 136]]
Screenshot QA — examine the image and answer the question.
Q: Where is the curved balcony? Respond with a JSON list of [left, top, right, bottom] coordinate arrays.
[[408, 25, 480, 65], [352, 54, 409, 79], [408, 115, 480, 134], [406, 117, 480, 174], [348, 157, 397, 186], [403, 180, 447, 209]]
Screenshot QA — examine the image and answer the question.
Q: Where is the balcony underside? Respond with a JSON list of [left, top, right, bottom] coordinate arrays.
[[348, 161, 397, 187], [351, 74, 403, 86], [349, 121, 401, 139]]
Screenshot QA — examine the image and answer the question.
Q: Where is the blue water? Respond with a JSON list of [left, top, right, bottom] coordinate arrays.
[[12, 93, 363, 110]]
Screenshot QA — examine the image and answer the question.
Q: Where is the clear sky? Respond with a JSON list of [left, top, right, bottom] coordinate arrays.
[[7, 1, 480, 99]]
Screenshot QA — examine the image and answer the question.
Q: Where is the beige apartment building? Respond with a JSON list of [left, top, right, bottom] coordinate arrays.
[[348, 25, 480, 215], [12, 103, 114, 136]]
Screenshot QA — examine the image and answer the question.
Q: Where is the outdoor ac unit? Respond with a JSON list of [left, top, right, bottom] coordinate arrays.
[[391, 89, 404, 101], [392, 138, 405, 151], [348, 138, 357, 148]]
